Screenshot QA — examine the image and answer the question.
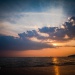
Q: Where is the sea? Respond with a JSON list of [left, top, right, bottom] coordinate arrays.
[[0, 57, 75, 75], [0, 57, 75, 67]]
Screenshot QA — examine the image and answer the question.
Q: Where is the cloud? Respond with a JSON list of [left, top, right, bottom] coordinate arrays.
[[18, 30, 48, 40], [0, 16, 75, 51], [55, 45, 75, 48], [39, 27, 57, 33], [0, 34, 54, 51], [18, 15, 75, 43], [0, 12, 66, 33], [0, 21, 40, 37], [38, 16, 75, 42], [39, 26, 67, 42]]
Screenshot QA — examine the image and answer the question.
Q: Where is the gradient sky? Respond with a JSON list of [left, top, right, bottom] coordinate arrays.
[[0, 0, 75, 57]]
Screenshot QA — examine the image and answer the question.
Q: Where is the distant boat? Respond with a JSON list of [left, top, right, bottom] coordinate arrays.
[[68, 54, 75, 57]]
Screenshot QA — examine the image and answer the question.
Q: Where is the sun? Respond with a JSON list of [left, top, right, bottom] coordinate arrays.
[[53, 43, 57, 46]]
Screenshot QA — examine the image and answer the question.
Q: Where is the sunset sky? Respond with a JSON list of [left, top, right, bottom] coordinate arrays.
[[0, 0, 75, 57]]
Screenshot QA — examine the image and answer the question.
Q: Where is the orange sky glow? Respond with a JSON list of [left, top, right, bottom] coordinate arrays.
[[1, 46, 75, 57], [0, 38, 75, 57], [0, 1, 75, 57]]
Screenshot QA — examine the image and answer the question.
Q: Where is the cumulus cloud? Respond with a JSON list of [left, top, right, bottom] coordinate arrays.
[[18, 30, 48, 40], [39, 16, 75, 42]]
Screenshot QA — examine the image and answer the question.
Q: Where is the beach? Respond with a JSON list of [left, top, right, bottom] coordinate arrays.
[[0, 65, 75, 75]]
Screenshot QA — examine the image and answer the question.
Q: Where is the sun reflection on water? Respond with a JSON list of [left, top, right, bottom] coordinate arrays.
[[53, 58, 60, 75]]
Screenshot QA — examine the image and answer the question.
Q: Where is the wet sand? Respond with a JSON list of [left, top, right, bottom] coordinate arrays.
[[0, 65, 75, 75]]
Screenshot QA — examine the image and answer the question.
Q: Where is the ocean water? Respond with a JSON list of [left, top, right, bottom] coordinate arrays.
[[0, 57, 75, 67]]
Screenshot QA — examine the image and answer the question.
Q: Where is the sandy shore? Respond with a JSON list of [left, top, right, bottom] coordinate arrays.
[[0, 65, 75, 75]]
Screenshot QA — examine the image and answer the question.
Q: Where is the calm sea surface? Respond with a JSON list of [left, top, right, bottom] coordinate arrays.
[[0, 57, 75, 67]]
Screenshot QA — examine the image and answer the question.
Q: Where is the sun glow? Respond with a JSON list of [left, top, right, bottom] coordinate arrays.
[[53, 43, 58, 46]]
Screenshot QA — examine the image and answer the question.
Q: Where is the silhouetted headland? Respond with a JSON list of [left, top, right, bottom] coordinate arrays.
[[68, 54, 75, 57]]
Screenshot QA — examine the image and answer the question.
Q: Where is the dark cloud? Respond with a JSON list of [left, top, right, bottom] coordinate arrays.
[[19, 30, 38, 38], [18, 30, 48, 40], [39, 26, 67, 41], [39, 27, 57, 33], [0, 34, 54, 51], [39, 16, 75, 42], [62, 17, 75, 39]]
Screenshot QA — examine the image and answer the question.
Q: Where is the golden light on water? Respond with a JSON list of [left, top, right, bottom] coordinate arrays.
[[54, 66, 60, 75], [53, 58, 60, 75], [53, 58, 58, 64]]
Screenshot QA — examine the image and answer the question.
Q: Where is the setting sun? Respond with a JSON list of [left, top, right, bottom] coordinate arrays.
[[53, 43, 58, 46]]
